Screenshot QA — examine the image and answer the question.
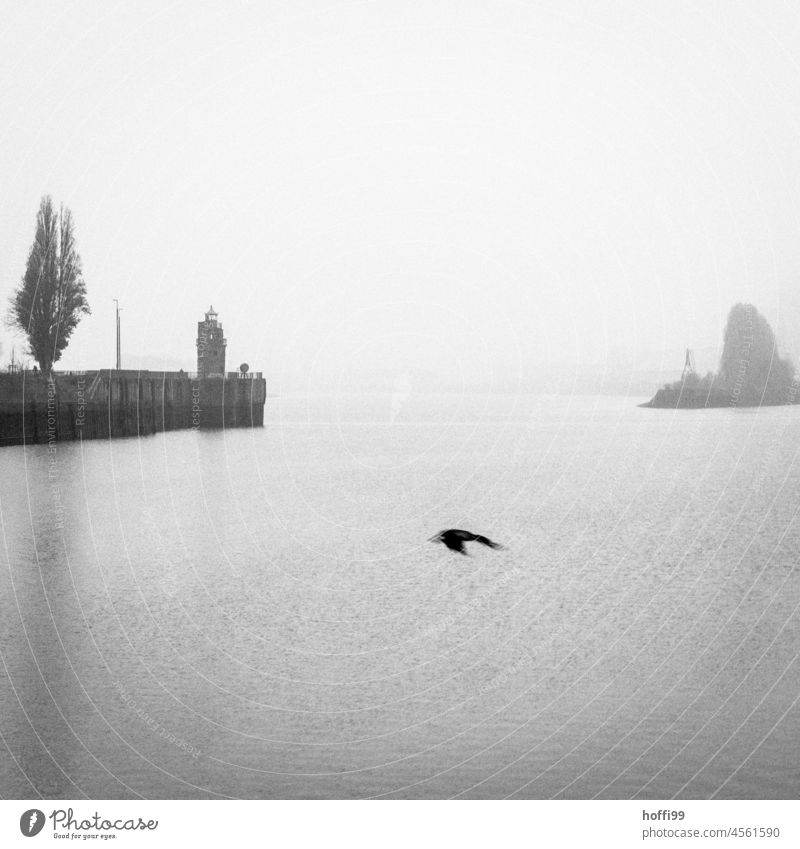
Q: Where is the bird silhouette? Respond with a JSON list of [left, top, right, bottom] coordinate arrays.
[[429, 529, 505, 555]]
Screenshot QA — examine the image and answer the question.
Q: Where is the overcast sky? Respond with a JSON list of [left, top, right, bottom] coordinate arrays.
[[3, 1, 800, 388]]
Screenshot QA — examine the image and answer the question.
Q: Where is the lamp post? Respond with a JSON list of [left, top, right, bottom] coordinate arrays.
[[113, 299, 122, 370]]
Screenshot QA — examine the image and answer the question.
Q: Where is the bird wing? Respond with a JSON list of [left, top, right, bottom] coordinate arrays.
[[474, 535, 504, 549]]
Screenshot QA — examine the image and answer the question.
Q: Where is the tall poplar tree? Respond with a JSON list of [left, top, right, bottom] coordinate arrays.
[[8, 196, 90, 373]]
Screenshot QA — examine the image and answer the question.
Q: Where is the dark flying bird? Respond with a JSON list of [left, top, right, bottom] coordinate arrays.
[[428, 529, 505, 555]]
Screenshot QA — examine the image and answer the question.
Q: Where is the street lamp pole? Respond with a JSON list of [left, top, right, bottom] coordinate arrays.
[[113, 299, 122, 370]]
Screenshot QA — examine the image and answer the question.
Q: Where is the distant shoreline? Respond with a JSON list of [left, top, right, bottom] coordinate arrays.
[[641, 385, 800, 409]]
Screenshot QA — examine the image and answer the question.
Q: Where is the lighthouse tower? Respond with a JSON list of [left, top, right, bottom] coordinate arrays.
[[196, 306, 227, 377]]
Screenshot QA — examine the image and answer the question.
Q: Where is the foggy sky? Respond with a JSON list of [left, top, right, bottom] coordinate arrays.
[[3, 1, 800, 389]]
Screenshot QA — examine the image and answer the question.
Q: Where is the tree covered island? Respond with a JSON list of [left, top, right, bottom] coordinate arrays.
[[643, 303, 798, 408]]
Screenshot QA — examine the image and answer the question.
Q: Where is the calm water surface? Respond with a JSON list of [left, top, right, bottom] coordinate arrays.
[[1, 393, 799, 798]]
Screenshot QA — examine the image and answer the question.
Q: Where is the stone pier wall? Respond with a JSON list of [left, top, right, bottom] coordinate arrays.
[[0, 370, 266, 447]]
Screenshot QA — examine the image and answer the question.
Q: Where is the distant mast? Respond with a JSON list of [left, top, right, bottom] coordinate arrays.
[[114, 299, 122, 370], [196, 306, 227, 377], [681, 348, 695, 380]]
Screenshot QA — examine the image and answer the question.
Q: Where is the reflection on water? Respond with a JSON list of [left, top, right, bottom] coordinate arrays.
[[1, 394, 799, 798]]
